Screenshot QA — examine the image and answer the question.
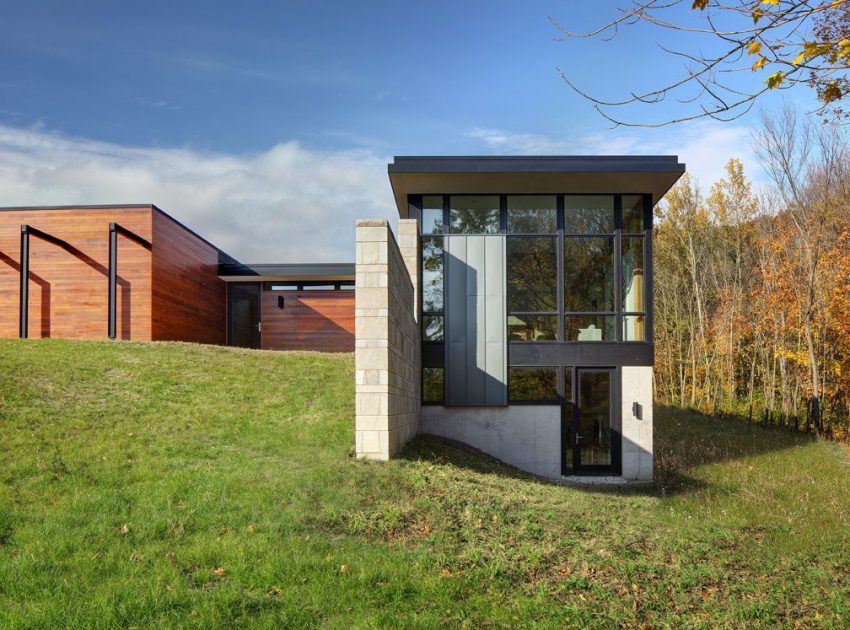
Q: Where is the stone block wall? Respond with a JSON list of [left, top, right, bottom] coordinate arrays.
[[354, 219, 420, 460]]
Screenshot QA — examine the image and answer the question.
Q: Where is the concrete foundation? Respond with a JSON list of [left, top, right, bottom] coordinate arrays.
[[421, 405, 562, 479], [620, 366, 653, 481]]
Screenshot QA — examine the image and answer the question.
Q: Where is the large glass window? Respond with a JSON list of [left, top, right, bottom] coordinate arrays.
[[507, 235, 558, 342], [507, 237, 557, 312], [449, 196, 500, 234], [563, 196, 616, 342], [508, 196, 557, 233], [508, 367, 559, 402], [418, 191, 651, 383], [564, 238, 614, 313]]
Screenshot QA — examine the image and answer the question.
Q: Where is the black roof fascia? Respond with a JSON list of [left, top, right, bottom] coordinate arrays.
[[388, 155, 685, 174], [218, 262, 355, 277]]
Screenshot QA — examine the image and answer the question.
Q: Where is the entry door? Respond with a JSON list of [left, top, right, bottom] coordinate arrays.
[[227, 283, 261, 348], [564, 368, 618, 475]]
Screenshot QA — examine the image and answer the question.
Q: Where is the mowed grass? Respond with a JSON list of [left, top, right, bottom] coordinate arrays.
[[1, 340, 849, 629]]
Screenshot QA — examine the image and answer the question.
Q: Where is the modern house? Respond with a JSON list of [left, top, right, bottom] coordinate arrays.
[[1, 154, 685, 482], [354, 156, 685, 482], [0, 205, 354, 350]]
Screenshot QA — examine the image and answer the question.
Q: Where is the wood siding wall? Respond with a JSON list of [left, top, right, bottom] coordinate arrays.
[[151, 210, 226, 344], [0, 208, 153, 340], [260, 290, 354, 352]]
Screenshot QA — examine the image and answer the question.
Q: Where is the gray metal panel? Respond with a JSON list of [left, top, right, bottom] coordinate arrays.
[[485, 237, 507, 404], [446, 237, 468, 404], [445, 234, 507, 405]]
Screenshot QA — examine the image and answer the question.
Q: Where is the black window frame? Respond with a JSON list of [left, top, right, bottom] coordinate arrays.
[[411, 192, 654, 404], [263, 281, 353, 292]]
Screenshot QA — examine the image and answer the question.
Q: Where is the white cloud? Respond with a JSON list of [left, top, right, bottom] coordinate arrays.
[[465, 121, 764, 191], [465, 128, 580, 155], [0, 125, 395, 262]]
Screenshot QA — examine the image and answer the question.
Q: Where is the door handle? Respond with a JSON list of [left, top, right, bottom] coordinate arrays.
[[575, 433, 583, 442]]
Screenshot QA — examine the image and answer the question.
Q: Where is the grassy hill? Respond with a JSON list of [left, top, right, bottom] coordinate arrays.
[[1, 339, 849, 628]]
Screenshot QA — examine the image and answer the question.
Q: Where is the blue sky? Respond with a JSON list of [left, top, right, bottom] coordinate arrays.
[[0, 1, 814, 261]]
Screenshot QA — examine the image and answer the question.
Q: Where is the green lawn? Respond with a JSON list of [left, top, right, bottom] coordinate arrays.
[[1, 339, 849, 628]]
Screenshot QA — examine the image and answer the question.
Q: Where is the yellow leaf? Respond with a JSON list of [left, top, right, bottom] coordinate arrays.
[[766, 71, 785, 89], [747, 41, 762, 56], [762, 0, 779, 5], [822, 82, 843, 104], [793, 51, 807, 65], [752, 56, 767, 71]]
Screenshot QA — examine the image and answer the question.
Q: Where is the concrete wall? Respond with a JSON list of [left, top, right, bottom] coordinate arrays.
[[354, 219, 420, 460], [421, 405, 562, 479], [620, 366, 653, 481]]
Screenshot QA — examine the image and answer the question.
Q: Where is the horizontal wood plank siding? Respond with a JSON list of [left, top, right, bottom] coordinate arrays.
[[261, 291, 354, 352], [0, 208, 153, 340], [151, 210, 226, 344]]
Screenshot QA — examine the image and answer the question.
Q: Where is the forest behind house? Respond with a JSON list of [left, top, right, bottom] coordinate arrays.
[[653, 107, 850, 439]]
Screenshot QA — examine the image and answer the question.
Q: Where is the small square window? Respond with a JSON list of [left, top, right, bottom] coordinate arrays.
[[622, 195, 645, 233], [564, 316, 616, 341], [449, 196, 500, 234], [507, 196, 557, 233], [564, 196, 614, 233], [423, 315, 444, 341], [423, 367, 444, 403], [422, 196, 444, 235], [508, 367, 559, 402], [623, 314, 646, 341]]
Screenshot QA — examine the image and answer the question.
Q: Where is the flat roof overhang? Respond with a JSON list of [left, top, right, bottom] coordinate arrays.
[[388, 156, 686, 217], [217, 262, 355, 282]]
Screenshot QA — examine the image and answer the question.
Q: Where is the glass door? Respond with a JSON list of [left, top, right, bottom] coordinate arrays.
[[227, 283, 261, 348], [565, 368, 618, 475]]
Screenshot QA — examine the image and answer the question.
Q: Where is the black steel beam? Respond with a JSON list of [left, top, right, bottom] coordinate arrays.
[[19, 225, 70, 339], [107, 223, 152, 340], [19, 227, 29, 338], [108, 226, 118, 339]]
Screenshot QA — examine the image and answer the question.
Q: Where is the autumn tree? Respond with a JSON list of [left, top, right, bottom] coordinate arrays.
[[553, 1, 850, 126]]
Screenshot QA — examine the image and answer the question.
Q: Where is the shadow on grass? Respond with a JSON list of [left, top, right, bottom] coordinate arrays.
[[398, 405, 817, 497]]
